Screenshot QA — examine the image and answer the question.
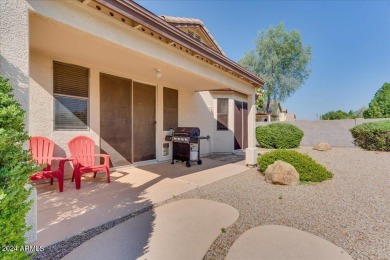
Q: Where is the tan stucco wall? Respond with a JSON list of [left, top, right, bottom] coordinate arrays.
[[178, 91, 216, 154], [279, 112, 286, 121], [29, 50, 101, 159], [29, 50, 238, 163], [0, 0, 30, 127]]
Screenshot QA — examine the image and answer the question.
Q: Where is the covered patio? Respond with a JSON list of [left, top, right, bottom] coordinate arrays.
[[26, 0, 261, 164], [31, 155, 247, 247]]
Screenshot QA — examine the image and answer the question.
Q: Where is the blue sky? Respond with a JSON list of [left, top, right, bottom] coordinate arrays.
[[135, 0, 390, 120]]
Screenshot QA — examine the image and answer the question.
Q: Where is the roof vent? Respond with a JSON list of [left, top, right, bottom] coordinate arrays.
[[187, 30, 201, 43]]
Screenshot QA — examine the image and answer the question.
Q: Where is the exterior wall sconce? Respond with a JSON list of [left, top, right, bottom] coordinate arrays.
[[155, 68, 162, 78]]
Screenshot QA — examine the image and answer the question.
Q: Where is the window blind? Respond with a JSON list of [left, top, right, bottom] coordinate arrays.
[[53, 61, 89, 98], [53, 61, 89, 130]]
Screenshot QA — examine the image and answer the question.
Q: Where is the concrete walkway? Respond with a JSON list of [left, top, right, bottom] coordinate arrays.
[[64, 199, 239, 260], [226, 225, 353, 260], [32, 157, 247, 246]]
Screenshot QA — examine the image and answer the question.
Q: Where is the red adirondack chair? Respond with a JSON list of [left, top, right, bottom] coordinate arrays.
[[29, 136, 69, 192], [68, 136, 110, 189]]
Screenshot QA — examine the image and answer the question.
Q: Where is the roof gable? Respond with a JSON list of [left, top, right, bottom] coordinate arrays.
[[160, 15, 225, 56]]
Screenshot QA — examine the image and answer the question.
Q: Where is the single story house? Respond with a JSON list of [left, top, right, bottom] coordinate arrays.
[[256, 103, 295, 122], [0, 0, 264, 168]]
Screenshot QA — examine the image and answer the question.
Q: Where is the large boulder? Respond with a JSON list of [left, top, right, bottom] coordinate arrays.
[[313, 142, 332, 151], [264, 160, 300, 186]]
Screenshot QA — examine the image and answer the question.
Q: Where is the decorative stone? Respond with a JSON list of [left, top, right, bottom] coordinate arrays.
[[314, 142, 332, 151], [264, 160, 299, 186]]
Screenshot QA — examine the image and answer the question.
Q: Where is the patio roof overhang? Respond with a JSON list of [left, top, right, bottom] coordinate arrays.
[[29, 11, 252, 94], [77, 0, 264, 88]]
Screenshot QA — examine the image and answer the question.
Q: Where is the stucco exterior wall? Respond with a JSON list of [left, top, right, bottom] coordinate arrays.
[[29, 50, 231, 163], [29, 50, 101, 158], [28, 49, 255, 160], [0, 0, 30, 127], [279, 112, 286, 121], [177, 91, 215, 154]]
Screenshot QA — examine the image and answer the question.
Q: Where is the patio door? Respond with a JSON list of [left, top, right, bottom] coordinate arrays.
[[100, 74, 156, 165], [100, 73, 133, 167], [133, 82, 156, 162], [234, 100, 248, 150]]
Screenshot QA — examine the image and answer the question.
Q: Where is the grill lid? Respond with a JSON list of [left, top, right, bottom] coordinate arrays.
[[173, 127, 200, 137]]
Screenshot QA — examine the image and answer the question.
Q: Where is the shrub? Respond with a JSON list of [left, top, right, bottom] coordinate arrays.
[[256, 123, 304, 149], [350, 121, 390, 151], [257, 150, 333, 182], [321, 110, 352, 120], [0, 76, 37, 259], [363, 83, 390, 118]]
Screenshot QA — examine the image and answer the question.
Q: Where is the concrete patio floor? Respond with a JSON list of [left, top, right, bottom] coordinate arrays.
[[31, 155, 247, 247]]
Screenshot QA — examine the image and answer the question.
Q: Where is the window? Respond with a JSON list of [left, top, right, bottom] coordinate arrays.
[[53, 61, 89, 130], [163, 87, 178, 131], [217, 98, 228, 130]]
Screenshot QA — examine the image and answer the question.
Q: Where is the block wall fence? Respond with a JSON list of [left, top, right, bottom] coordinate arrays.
[[256, 118, 390, 147]]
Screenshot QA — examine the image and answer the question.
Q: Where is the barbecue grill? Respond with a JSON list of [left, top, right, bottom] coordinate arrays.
[[171, 127, 205, 167]]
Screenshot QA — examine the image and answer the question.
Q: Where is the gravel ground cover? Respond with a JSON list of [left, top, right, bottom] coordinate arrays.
[[167, 147, 390, 259], [31, 206, 153, 259], [32, 148, 389, 259]]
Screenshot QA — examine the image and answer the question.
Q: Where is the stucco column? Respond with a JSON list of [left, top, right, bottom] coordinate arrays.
[[0, 0, 30, 131], [245, 93, 257, 166], [156, 84, 164, 161]]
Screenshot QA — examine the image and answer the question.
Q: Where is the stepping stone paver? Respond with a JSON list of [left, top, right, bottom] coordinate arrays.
[[226, 225, 353, 260], [64, 199, 239, 260]]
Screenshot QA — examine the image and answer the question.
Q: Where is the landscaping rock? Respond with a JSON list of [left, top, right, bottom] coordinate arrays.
[[314, 142, 332, 151], [264, 160, 299, 186]]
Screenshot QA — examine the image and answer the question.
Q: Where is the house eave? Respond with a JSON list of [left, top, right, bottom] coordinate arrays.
[[84, 0, 264, 87]]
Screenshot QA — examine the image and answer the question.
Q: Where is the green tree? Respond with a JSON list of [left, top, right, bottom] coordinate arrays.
[[363, 83, 390, 118], [321, 107, 367, 120], [255, 88, 265, 110], [321, 110, 351, 120], [0, 76, 37, 259], [354, 106, 368, 118], [239, 22, 312, 112]]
